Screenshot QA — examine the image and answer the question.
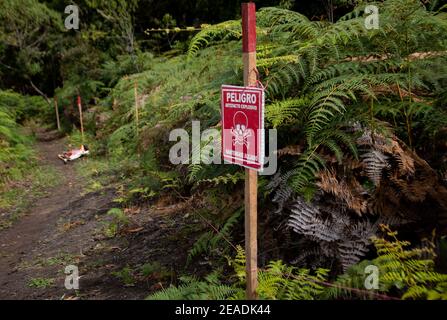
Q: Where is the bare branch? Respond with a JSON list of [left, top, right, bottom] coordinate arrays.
[[29, 80, 51, 106]]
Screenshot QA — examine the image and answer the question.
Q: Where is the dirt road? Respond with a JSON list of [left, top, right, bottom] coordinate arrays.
[[0, 137, 114, 299], [0, 136, 199, 300]]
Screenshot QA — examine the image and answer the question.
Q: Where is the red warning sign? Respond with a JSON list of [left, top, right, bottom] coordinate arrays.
[[221, 85, 264, 171]]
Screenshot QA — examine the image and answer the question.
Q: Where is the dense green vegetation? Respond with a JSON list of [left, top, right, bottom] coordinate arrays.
[[148, 226, 447, 300], [0, 90, 59, 229], [1, 0, 447, 300]]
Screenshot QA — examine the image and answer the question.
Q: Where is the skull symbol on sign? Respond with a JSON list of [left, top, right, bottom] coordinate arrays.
[[231, 111, 252, 148]]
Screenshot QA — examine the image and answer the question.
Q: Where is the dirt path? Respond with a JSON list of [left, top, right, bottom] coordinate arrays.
[[0, 135, 202, 300], [0, 137, 116, 299], [0, 138, 78, 298]]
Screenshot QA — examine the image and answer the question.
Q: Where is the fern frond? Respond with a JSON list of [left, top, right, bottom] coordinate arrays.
[[361, 150, 389, 186], [146, 276, 235, 300], [265, 98, 309, 128], [187, 20, 241, 58]]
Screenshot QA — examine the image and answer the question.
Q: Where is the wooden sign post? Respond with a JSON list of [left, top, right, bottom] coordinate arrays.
[[77, 95, 84, 141], [54, 96, 61, 131], [242, 2, 258, 300]]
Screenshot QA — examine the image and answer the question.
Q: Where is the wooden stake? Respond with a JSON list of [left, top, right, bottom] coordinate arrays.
[[77, 95, 84, 142], [54, 96, 61, 131], [134, 81, 139, 137], [242, 2, 258, 300]]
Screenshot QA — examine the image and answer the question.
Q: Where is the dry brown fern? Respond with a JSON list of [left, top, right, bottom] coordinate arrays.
[[317, 169, 367, 216]]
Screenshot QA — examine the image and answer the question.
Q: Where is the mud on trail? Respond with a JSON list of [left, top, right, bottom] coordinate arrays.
[[0, 133, 202, 300]]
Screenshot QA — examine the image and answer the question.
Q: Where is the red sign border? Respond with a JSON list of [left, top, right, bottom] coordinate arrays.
[[221, 84, 265, 172]]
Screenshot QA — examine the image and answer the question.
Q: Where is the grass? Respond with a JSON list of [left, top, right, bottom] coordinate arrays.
[[102, 208, 130, 238], [74, 157, 125, 197], [75, 157, 110, 178], [140, 262, 172, 281], [112, 262, 172, 287], [17, 252, 79, 271], [112, 266, 136, 286], [28, 277, 55, 289], [45, 253, 79, 267], [0, 164, 61, 230]]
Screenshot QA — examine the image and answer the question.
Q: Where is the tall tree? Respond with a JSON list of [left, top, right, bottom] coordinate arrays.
[[0, 0, 62, 99], [86, 0, 139, 56]]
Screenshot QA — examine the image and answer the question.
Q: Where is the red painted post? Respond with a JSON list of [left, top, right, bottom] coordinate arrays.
[[242, 2, 257, 54], [242, 2, 258, 300]]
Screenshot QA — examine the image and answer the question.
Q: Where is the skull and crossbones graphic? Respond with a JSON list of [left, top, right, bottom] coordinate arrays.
[[231, 111, 252, 148]]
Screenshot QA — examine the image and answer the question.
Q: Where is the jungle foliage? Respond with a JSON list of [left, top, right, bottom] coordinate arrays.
[[0, 90, 47, 187], [148, 227, 447, 300], [104, 0, 447, 299], [95, 0, 447, 275], [1, 0, 447, 300]]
